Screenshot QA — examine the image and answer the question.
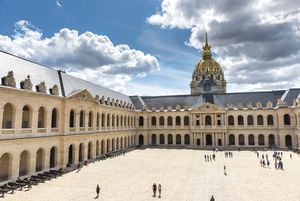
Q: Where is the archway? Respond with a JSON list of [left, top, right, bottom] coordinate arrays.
[[268, 134, 275, 146], [285, 135, 292, 147], [79, 143, 84, 162], [112, 138, 115, 151], [151, 134, 157, 145], [50, 147, 57, 168], [238, 134, 245, 145], [68, 145, 74, 165], [22, 105, 31, 128], [37, 107, 46, 128], [159, 134, 165, 144], [138, 135, 144, 145], [36, 148, 45, 172], [2, 103, 14, 128], [184, 134, 190, 145], [176, 134, 181, 145], [167, 134, 173, 144], [51, 108, 58, 128], [101, 140, 105, 154], [229, 134, 235, 145], [248, 134, 255, 145], [258, 134, 265, 145], [206, 134, 212, 146], [88, 142, 93, 160], [0, 153, 11, 182], [19, 151, 30, 176]]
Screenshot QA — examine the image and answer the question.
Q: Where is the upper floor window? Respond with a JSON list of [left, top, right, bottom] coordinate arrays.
[[159, 116, 164, 126], [247, 115, 254, 126], [228, 115, 234, 126], [257, 115, 264, 126], [167, 116, 172, 126], [184, 116, 189, 126], [284, 114, 291, 125], [205, 115, 212, 125], [151, 117, 157, 126], [175, 116, 181, 125], [139, 116, 144, 126], [238, 115, 244, 125], [267, 115, 274, 126]]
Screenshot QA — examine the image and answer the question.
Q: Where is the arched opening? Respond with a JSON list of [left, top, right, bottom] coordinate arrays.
[[248, 134, 255, 145], [184, 116, 189, 126], [112, 139, 115, 151], [96, 113, 100, 128], [80, 111, 85, 127], [285, 135, 292, 147], [68, 145, 74, 165], [79, 143, 84, 162], [238, 115, 244, 125], [167, 134, 173, 145], [151, 134, 157, 145], [238, 134, 245, 145], [0, 153, 11, 182], [138, 135, 144, 145], [247, 115, 254, 126], [2, 103, 14, 128], [159, 116, 164, 126], [206, 134, 212, 145], [284, 114, 291, 125], [50, 147, 57, 168], [96, 141, 99, 156], [257, 115, 264, 126], [267, 115, 274, 126], [151, 116, 156, 126], [205, 115, 212, 125], [229, 134, 235, 145], [69, 110, 75, 128], [51, 108, 58, 128], [116, 138, 119, 150], [101, 113, 105, 127], [268, 134, 275, 146], [159, 134, 165, 144], [19, 151, 30, 176], [38, 107, 46, 128], [176, 134, 181, 145], [88, 142, 93, 160], [228, 115, 234, 126], [107, 114, 110, 127], [167, 116, 172, 126], [175, 116, 181, 126], [139, 116, 144, 126], [184, 134, 190, 145], [101, 140, 105, 154], [36, 148, 45, 172], [106, 139, 110, 152], [258, 134, 265, 145], [120, 137, 123, 148], [88, 111, 93, 127], [22, 105, 31, 128]]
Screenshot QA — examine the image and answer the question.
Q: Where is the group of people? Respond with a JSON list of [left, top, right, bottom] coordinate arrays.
[[204, 154, 216, 162], [224, 152, 233, 158], [152, 183, 162, 198], [273, 152, 284, 170]]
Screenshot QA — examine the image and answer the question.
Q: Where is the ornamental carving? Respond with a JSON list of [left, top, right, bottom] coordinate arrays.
[[167, 105, 172, 111], [95, 95, 100, 103], [152, 107, 157, 111], [237, 103, 243, 110], [2, 71, 16, 87], [160, 106, 164, 111], [20, 75, 33, 90], [277, 99, 287, 108], [100, 96, 105, 104], [176, 105, 181, 111], [247, 103, 253, 109], [50, 84, 59, 95], [266, 101, 273, 108], [256, 102, 262, 108], [36, 81, 47, 93]]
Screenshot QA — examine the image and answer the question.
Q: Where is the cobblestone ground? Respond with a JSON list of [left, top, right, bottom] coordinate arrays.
[[3, 148, 300, 201]]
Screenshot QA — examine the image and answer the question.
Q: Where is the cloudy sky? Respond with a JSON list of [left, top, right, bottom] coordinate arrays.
[[0, 0, 300, 95]]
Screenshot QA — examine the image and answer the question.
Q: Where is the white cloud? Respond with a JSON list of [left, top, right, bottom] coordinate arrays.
[[148, 0, 300, 92], [56, 0, 62, 8], [0, 20, 160, 92]]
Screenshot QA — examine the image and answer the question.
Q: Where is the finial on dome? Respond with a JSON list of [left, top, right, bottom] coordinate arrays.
[[202, 32, 212, 60]]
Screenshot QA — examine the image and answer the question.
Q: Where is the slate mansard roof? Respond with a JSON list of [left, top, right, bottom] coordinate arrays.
[[0, 50, 133, 105], [1, 50, 299, 110]]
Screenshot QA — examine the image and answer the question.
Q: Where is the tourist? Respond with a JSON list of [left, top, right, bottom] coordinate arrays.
[[290, 153, 292, 159], [158, 184, 162, 198], [96, 184, 100, 199], [210, 195, 215, 201], [205, 155, 207, 161], [257, 152, 259, 158], [224, 165, 227, 176], [152, 183, 157, 197], [267, 160, 270, 168], [213, 154, 216, 160]]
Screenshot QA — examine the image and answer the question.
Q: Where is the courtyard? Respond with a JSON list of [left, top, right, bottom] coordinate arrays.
[[2, 148, 300, 201]]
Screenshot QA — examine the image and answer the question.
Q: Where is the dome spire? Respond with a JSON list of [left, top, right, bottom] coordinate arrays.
[[202, 32, 212, 60]]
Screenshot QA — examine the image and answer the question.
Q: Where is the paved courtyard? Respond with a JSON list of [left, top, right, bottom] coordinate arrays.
[[3, 148, 300, 201]]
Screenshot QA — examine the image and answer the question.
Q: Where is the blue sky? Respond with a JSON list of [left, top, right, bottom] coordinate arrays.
[[1, 0, 300, 95]]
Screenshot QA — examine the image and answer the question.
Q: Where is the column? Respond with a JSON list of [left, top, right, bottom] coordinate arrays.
[[0, 108, 3, 134], [44, 150, 50, 170], [46, 108, 52, 133], [84, 110, 89, 131], [29, 153, 36, 175], [31, 108, 39, 134], [75, 111, 80, 132]]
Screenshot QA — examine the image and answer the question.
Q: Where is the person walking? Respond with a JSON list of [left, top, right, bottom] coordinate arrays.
[[210, 195, 215, 201], [158, 184, 162, 198], [96, 184, 100, 199], [152, 183, 157, 197], [224, 165, 227, 176]]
